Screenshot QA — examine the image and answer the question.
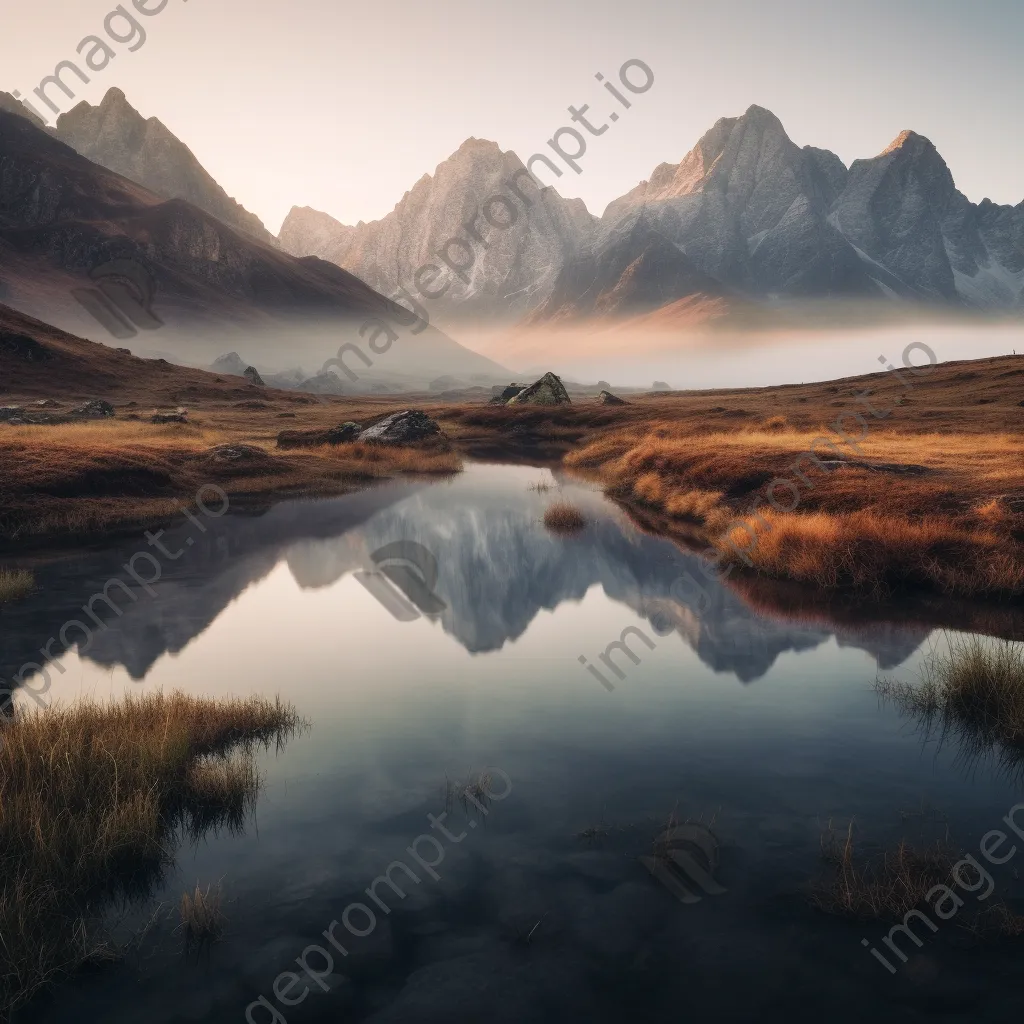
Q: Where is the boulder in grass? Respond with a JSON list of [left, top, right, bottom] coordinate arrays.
[[506, 372, 571, 407], [652, 381, 671, 392], [277, 421, 363, 449], [598, 390, 627, 405], [71, 399, 115, 418], [359, 410, 441, 445], [244, 366, 265, 386], [0, 406, 24, 422]]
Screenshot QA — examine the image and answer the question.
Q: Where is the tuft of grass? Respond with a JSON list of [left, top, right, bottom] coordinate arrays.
[[876, 634, 1024, 777], [179, 883, 225, 946], [0, 569, 33, 605], [543, 501, 587, 534], [813, 821, 1024, 937], [0, 691, 301, 1016]]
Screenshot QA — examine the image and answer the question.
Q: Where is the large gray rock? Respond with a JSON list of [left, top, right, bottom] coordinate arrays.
[[489, 383, 528, 405], [598, 390, 627, 405], [359, 410, 442, 444], [243, 366, 265, 387], [506, 372, 571, 407]]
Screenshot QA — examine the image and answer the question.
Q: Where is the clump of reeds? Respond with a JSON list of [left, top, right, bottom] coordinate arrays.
[[543, 501, 586, 534], [814, 820, 954, 919], [812, 820, 1024, 936], [443, 770, 495, 816], [0, 691, 301, 1016], [179, 883, 225, 946], [0, 568, 33, 605], [876, 634, 1024, 777]]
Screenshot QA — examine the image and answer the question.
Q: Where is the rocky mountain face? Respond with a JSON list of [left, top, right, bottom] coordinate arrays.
[[53, 89, 278, 248], [279, 138, 597, 322], [831, 130, 1024, 306], [282, 105, 1023, 319]]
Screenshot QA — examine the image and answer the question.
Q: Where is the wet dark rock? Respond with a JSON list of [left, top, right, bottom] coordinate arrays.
[[506, 373, 571, 407], [359, 410, 441, 444], [71, 399, 115, 418]]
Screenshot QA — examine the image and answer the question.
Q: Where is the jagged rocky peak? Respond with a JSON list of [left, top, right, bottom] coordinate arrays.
[[54, 89, 278, 247], [278, 135, 597, 323], [880, 129, 930, 156], [0, 91, 46, 129]]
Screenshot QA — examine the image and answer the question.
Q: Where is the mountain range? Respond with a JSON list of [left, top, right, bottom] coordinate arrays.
[[1, 86, 1021, 382], [280, 104, 1024, 322]]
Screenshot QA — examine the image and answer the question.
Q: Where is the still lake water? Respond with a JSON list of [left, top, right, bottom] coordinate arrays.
[[6, 463, 1024, 1023]]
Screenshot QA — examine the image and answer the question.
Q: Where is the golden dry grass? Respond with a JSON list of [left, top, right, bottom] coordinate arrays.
[[543, 501, 587, 534], [0, 415, 460, 545], [179, 883, 225, 945], [0, 691, 300, 1015], [0, 569, 33, 605], [877, 635, 1024, 777], [566, 418, 1024, 598]]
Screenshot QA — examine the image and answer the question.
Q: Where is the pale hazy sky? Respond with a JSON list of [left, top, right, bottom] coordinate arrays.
[[1, 0, 1020, 234]]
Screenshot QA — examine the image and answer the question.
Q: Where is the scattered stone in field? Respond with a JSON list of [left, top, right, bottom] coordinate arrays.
[[234, 401, 268, 410], [277, 412, 296, 418], [151, 407, 188, 424], [34, 399, 59, 408], [0, 406, 25, 421], [359, 410, 441, 444], [244, 366, 265, 386], [115, 347, 131, 355], [652, 381, 671, 391], [204, 443, 270, 463], [598, 390, 627, 405], [71, 399, 115, 418], [506, 373, 571, 407]]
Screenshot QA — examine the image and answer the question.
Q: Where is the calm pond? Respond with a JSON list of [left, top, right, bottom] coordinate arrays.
[[6, 462, 1024, 1023]]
